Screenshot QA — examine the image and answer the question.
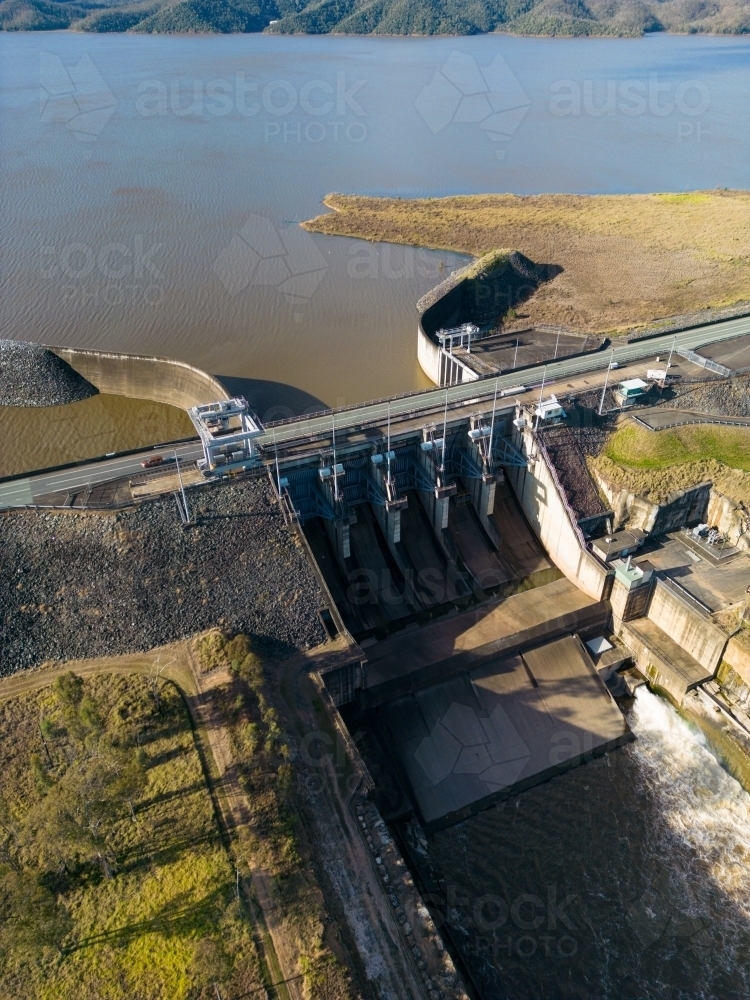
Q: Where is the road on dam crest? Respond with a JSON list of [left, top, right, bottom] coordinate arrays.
[[1, 313, 748, 509]]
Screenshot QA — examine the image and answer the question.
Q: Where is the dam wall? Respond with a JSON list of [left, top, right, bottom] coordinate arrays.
[[648, 579, 727, 674], [50, 347, 229, 409], [620, 578, 728, 703], [506, 420, 611, 602]]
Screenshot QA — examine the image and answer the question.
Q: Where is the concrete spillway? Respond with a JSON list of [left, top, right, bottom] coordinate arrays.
[[375, 634, 631, 831]]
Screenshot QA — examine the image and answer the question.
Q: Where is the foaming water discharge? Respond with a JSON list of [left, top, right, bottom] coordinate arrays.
[[630, 688, 750, 941], [422, 686, 750, 1000]]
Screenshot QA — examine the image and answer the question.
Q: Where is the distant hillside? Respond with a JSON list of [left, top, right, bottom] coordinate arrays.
[[1, 0, 748, 35]]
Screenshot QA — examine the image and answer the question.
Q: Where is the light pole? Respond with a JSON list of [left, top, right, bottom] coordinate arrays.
[[273, 428, 282, 497], [488, 377, 499, 469], [598, 350, 615, 417], [534, 367, 547, 432], [173, 449, 191, 524], [666, 334, 677, 372], [331, 413, 340, 503]]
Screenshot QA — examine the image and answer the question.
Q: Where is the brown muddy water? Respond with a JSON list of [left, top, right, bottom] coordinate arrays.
[[402, 688, 750, 1000], [2, 34, 749, 414], [0, 395, 193, 477]]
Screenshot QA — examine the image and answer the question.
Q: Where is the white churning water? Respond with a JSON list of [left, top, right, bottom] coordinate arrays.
[[425, 685, 750, 999], [629, 687, 750, 924]]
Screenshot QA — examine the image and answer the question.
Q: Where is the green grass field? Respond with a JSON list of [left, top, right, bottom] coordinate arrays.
[[603, 423, 750, 472], [590, 422, 750, 504], [0, 673, 261, 1000]]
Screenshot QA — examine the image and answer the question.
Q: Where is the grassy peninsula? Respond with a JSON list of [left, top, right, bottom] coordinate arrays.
[[302, 190, 750, 335], [2, 0, 749, 34]]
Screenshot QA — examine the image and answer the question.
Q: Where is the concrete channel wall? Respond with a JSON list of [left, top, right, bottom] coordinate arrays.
[[721, 637, 750, 695], [51, 347, 229, 409], [648, 579, 727, 674], [506, 421, 611, 602], [417, 277, 465, 385]]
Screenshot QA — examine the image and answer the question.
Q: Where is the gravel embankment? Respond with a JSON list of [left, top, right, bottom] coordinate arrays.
[[0, 340, 98, 407], [0, 477, 327, 673], [664, 373, 750, 418]]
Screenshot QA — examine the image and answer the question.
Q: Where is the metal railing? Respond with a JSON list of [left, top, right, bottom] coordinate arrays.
[[632, 412, 750, 432], [676, 348, 732, 377]]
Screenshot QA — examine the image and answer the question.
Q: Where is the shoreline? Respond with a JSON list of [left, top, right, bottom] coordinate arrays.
[[4, 25, 750, 37], [303, 190, 750, 337]]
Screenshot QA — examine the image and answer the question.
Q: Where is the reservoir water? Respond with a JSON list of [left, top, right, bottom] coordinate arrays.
[[2, 32, 750, 1000], [1, 33, 749, 413]]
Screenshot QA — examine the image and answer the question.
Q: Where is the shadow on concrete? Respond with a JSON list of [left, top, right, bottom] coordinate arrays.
[[213, 376, 328, 425]]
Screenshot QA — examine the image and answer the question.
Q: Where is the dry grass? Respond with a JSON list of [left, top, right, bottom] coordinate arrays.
[[0, 671, 262, 1000], [303, 190, 750, 334], [0, 394, 194, 478], [591, 453, 750, 505]]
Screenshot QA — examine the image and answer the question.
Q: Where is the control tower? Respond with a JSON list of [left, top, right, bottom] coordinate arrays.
[[188, 397, 264, 475]]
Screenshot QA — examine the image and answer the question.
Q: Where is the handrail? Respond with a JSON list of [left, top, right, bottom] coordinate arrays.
[[631, 413, 750, 432], [656, 574, 714, 618], [675, 347, 732, 377]]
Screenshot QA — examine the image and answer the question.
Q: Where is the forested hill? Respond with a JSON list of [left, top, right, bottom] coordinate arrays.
[[1, 0, 748, 36]]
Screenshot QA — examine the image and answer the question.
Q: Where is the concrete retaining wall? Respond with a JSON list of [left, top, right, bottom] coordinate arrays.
[[417, 278, 464, 385], [620, 625, 701, 705], [417, 325, 444, 386], [722, 637, 750, 688], [648, 579, 727, 673], [707, 490, 750, 550], [51, 347, 229, 409], [594, 472, 710, 535], [506, 423, 610, 601]]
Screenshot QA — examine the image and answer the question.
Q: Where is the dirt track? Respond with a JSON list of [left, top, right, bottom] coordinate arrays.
[[0, 638, 432, 1000]]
